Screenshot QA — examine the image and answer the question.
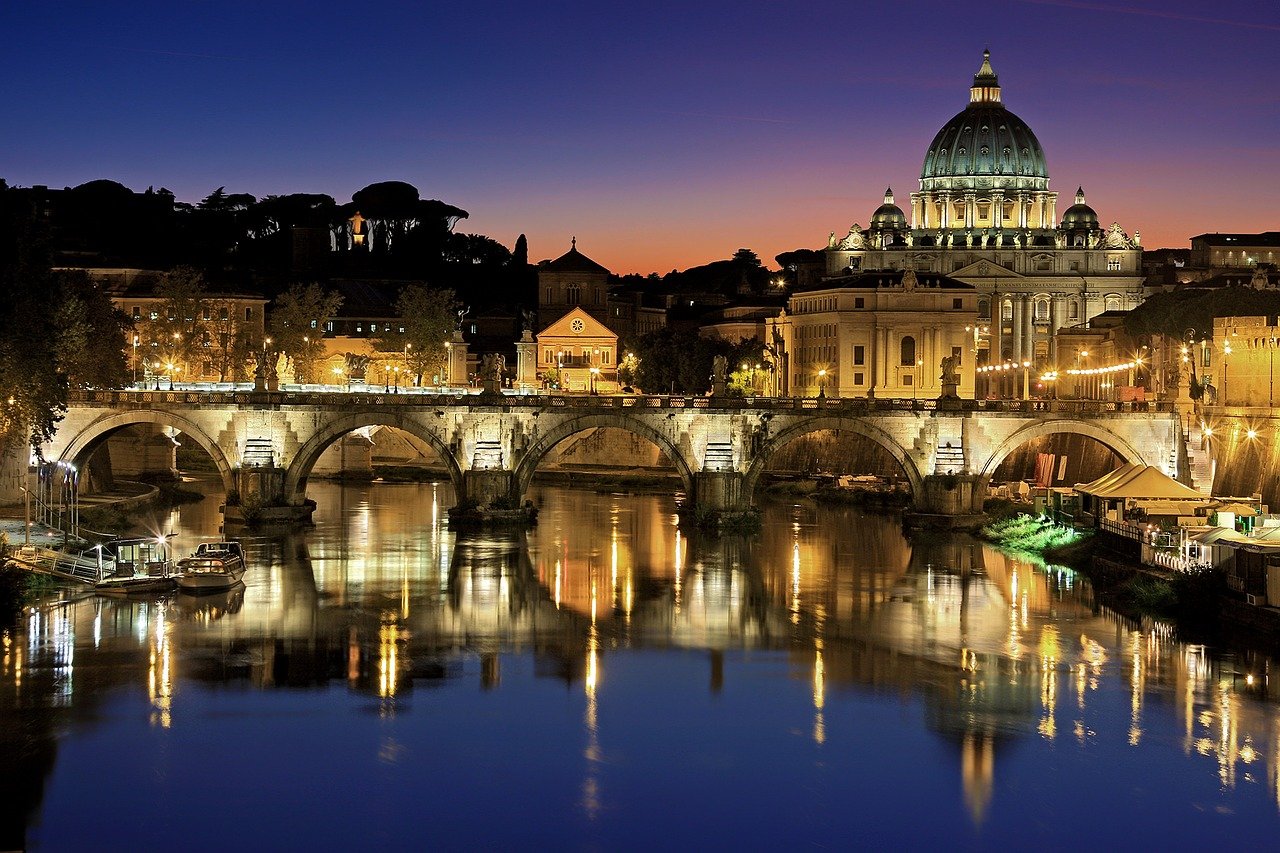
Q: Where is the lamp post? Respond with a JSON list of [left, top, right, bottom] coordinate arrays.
[[1223, 339, 1232, 405], [332, 365, 345, 391], [393, 366, 401, 394], [589, 366, 600, 395], [1021, 360, 1031, 400], [132, 335, 139, 386], [817, 368, 827, 398], [914, 358, 922, 400], [405, 342, 413, 387]]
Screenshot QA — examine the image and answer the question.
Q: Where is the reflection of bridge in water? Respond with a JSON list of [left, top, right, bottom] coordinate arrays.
[[7, 524, 1280, 837]]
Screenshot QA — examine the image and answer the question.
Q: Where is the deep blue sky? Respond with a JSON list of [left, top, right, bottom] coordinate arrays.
[[3, 1, 1278, 272]]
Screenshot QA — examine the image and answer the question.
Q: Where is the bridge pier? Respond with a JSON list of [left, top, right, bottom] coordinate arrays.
[[686, 471, 756, 529], [225, 466, 315, 527], [905, 473, 989, 530], [449, 469, 536, 527]]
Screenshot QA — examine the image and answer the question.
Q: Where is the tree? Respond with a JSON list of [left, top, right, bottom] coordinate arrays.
[[51, 270, 130, 390], [374, 284, 459, 385], [207, 298, 255, 381], [267, 283, 343, 383], [631, 328, 747, 395], [137, 266, 210, 382], [0, 205, 128, 457]]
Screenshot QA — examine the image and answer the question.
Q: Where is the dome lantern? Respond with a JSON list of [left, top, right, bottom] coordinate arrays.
[[970, 49, 1001, 105]]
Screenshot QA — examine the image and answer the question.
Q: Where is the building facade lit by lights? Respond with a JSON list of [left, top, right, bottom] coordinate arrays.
[[806, 50, 1145, 389]]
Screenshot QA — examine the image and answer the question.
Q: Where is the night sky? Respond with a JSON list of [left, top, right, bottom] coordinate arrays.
[[3, 1, 1277, 273]]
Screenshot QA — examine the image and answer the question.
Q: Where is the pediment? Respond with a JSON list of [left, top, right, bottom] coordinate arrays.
[[537, 307, 618, 340], [949, 260, 1026, 281]]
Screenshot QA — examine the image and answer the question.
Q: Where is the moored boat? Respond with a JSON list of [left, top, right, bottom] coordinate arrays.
[[176, 541, 246, 594], [94, 536, 178, 595]]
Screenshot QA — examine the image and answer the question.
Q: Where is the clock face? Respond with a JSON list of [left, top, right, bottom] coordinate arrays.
[[570, 318, 585, 334]]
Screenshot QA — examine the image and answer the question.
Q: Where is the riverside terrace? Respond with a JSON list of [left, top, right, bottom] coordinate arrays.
[[36, 389, 1183, 525]]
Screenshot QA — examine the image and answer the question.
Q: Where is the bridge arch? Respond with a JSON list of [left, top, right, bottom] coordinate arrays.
[[57, 410, 235, 494], [977, 419, 1149, 481], [742, 415, 923, 502], [284, 410, 463, 505], [514, 413, 695, 500]]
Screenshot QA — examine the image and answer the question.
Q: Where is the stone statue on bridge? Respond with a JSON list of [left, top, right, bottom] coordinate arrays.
[[938, 354, 960, 401]]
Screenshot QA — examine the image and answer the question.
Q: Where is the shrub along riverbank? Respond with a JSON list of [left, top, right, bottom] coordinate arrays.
[[979, 508, 1224, 628]]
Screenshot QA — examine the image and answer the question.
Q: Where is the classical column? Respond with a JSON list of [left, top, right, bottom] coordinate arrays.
[[1022, 297, 1035, 364], [939, 193, 950, 229], [992, 293, 1004, 362], [1049, 294, 1066, 363], [1010, 294, 1024, 363], [964, 193, 976, 229], [1017, 192, 1028, 229]]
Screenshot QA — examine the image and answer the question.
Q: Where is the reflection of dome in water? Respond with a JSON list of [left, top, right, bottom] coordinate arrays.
[[919, 50, 1050, 193]]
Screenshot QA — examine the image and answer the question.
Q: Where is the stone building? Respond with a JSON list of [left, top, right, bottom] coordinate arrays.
[[1210, 315, 1280, 408], [766, 269, 978, 399], [535, 307, 619, 393], [821, 51, 1145, 372], [1190, 233, 1280, 270]]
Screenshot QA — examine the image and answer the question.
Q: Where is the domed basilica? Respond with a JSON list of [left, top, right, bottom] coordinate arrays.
[[822, 50, 1145, 371]]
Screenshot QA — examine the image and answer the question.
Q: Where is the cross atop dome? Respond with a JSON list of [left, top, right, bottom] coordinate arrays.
[[970, 48, 1002, 105]]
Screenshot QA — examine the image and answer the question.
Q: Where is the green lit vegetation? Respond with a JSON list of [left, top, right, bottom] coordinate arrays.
[[982, 513, 1088, 554]]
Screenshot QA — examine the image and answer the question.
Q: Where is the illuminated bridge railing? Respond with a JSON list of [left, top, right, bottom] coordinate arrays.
[[70, 389, 1175, 416]]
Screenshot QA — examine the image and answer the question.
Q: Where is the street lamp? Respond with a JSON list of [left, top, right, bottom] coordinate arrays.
[[1223, 339, 1232, 405], [915, 358, 923, 400], [817, 368, 827, 398], [589, 366, 600, 395], [132, 335, 139, 386], [404, 342, 413, 387], [393, 365, 401, 394]]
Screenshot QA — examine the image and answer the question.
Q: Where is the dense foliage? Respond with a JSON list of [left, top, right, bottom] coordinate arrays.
[[1123, 285, 1280, 341], [631, 328, 765, 395]]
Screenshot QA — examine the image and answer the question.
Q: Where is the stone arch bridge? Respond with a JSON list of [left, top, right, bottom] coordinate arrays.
[[45, 390, 1183, 522]]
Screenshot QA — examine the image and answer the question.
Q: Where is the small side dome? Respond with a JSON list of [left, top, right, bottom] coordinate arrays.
[[871, 187, 907, 229], [1060, 186, 1098, 229]]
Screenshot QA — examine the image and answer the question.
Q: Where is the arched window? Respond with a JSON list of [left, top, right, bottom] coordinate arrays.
[[1034, 298, 1049, 321], [978, 298, 990, 319], [900, 336, 916, 366], [1068, 301, 1080, 321], [1104, 294, 1121, 312]]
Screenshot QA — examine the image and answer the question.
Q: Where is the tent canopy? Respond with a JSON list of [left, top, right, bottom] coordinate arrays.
[[1076, 465, 1205, 501]]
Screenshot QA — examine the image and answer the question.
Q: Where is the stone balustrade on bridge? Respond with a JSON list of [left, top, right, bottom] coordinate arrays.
[[29, 389, 1185, 525]]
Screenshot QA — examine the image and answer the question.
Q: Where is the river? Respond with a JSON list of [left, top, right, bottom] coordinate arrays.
[[4, 477, 1280, 849]]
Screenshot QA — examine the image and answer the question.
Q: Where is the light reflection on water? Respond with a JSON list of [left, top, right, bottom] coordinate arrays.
[[4, 478, 1280, 848]]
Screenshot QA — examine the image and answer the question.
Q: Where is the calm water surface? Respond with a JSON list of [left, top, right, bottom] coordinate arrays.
[[5, 478, 1280, 849]]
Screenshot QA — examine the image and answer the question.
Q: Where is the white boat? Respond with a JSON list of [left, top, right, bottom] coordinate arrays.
[[176, 541, 247, 594], [95, 536, 178, 595]]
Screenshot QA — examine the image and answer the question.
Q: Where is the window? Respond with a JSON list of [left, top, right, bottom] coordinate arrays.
[[245, 307, 253, 321], [1068, 301, 1079, 321], [853, 345, 865, 366], [601, 349, 611, 365], [1002, 301, 1013, 321], [1035, 258, 1051, 271], [952, 346, 962, 364], [953, 298, 963, 310], [370, 324, 377, 333], [202, 308, 211, 321], [978, 299, 990, 319], [1034, 299, 1049, 321], [854, 297, 864, 308], [903, 374, 914, 386], [325, 321, 334, 332], [854, 372, 864, 385], [310, 319, 318, 329], [150, 311, 158, 320], [1107, 257, 1121, 271], [566, 284, 580, 305], [1068, 261, 1080, 272], [1105, 295, 1121, 311], [544, 348, 553, 363], [1202, 347, 1211, 368], [900, 336, 916, 366], [132, 306, 141, 319], [220, 307, 229, 321]]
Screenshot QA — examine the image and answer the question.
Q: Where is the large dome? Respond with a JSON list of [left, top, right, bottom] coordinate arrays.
[[919, 51, 1049, 188]]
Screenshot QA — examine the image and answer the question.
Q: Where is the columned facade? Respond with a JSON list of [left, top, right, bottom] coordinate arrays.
[[823, 51, 1144, 396]]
